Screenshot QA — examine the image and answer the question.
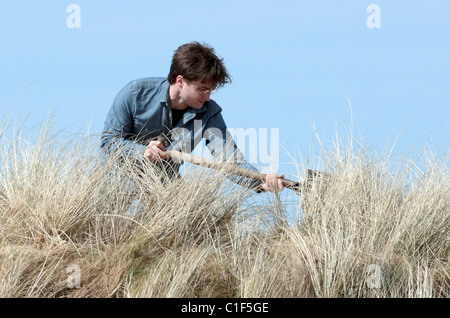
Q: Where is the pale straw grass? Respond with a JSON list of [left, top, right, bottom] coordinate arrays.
[[0, 118, 448, 298]]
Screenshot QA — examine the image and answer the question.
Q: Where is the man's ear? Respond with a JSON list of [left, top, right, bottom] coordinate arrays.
[[176, 75, 184, 87]]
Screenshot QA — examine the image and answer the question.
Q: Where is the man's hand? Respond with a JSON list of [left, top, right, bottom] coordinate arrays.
[[144, 140, 169, 162], [261, 173, 285, 193]]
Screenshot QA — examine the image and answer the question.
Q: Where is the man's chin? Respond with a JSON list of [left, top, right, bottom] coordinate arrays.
[[189, 102, 205, 109]]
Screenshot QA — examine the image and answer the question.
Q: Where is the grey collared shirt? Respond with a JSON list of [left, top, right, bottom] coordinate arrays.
[[101, 77, 263, 191]]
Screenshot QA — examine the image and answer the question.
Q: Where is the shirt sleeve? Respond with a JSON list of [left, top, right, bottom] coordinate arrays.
[[203, 112, 264, 192], [100, 82, 147, 160]]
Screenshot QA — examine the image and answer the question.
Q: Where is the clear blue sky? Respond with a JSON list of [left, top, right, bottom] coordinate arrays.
[[1, 0, 449, 181]]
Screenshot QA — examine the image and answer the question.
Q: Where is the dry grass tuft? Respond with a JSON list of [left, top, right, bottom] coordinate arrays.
[[0, 120, 448, 298]]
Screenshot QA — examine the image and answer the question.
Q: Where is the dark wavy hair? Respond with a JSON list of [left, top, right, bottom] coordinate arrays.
[[168, 42, 232, 88]]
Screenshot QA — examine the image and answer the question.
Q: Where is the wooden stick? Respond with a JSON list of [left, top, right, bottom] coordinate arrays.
[[166, 149, 301, 191]]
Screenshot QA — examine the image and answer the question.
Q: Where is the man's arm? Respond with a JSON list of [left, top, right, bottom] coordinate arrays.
[[203, 112, 284, 193], [100, 83, 147, 159]]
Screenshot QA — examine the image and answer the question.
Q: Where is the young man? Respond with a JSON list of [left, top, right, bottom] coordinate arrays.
[[101, 42, 284, 193]]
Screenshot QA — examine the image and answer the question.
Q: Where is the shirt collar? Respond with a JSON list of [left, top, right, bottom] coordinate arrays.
[[159, 79, 170, 103]]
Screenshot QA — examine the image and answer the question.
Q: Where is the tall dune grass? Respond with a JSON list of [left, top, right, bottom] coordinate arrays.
[[0, 120, 448, 298]]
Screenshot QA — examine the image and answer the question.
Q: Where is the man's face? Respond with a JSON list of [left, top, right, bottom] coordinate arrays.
[[180, 79, 216, 109]]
